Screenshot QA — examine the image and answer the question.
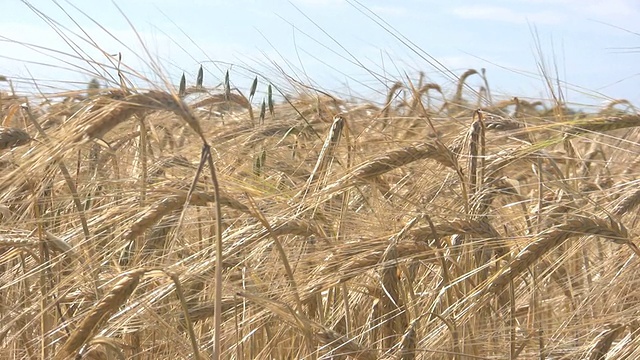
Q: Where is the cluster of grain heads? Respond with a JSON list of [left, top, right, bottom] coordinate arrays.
[[238, 290, 377, 360], [4, 32, 640, 358], [176, 65, 273, 127]]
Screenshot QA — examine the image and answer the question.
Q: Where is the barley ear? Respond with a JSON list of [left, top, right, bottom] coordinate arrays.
[[179, 73, 186, 97], [267, 84, 274, 117], [453, 69, 478, 105], [224, 70, 230, 102], [398, 320, 417, 360], [586, 324, 625, 360], [53, 269, 145, 360], [196, 65, 203, 88]]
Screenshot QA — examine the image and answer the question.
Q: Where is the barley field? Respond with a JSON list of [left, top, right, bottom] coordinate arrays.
[[1, 5, 640, 360]]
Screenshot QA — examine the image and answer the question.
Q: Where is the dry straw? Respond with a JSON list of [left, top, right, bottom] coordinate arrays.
[[4, 8, 640, 358]]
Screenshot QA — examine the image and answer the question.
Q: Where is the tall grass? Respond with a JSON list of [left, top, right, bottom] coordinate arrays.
[[1, 3, 640, 360]]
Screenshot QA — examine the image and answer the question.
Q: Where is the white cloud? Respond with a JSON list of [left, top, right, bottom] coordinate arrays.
[[290, 0, 345, 6], [371, 6, 408, 17], [438, 55, 480, 70], [581, 0, 639, 17], [451, 5, 565, 24], [511, 0, 639, 17]]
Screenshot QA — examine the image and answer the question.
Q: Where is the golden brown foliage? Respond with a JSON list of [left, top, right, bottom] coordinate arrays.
[[2, 53, 640, 360]]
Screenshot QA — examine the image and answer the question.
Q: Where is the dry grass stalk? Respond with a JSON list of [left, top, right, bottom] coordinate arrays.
[[453, 69, 478, 105], [165, 271, 201, 360], [299, 240, 434, 306], [148, 155, 194, 178], [469, 178, 505, 212], [315, 328, 378, 360], [176, 297, 241, 326]]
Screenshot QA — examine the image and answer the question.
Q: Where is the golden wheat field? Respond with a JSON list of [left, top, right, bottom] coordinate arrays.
[[2, 4, 640, 360]]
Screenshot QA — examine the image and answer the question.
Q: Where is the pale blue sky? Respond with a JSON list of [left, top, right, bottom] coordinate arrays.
[[1, 0, 639, 109]]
